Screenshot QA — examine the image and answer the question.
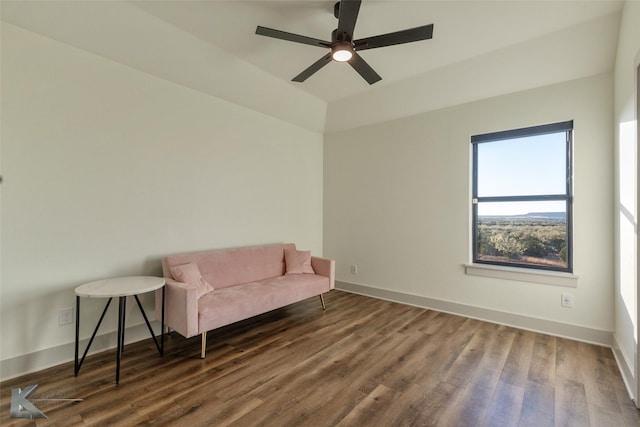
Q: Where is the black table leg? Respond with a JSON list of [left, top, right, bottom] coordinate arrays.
[[161, 286, 165, 356], [120, 297, 126, 354], [74, 295, 80, 375], [134, 295, 163, 355], [75, 297, 112, 376], [116, 296, 126, 384]]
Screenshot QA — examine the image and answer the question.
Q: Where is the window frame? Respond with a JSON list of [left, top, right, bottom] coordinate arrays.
[[471, 120, 574, 273]]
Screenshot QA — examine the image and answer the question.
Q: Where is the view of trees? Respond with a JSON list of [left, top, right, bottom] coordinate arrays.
[[476, 215, 567, 269]]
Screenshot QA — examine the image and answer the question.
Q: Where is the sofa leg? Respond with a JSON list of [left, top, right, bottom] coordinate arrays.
[[201, 331, 207, 359], [319, 294, 326, 310]]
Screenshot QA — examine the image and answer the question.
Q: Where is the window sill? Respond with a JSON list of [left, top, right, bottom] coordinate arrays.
[[465, 263, 578, 287]]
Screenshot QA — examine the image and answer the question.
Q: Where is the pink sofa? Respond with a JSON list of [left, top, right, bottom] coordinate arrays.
[[156, 243, 335, 358]]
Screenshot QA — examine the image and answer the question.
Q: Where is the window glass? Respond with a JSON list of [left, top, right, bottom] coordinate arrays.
[[476, 201, 568, 269], [472, 121, 572, 272], [477, 133, 566, 197]]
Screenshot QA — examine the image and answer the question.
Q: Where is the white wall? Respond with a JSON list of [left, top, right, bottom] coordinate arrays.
[[1, 0, 328, 133], [325, 9, 620, 133], [0, 23, 324, 377], [613, 0, 640, 404], [325, 73, 614, 339]]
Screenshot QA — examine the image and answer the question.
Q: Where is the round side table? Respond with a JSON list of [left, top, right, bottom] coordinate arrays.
[[74, 276, 165, 384]]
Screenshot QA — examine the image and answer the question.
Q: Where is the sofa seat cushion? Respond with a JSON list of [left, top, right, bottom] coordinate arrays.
[[197, 274, 330, 332]]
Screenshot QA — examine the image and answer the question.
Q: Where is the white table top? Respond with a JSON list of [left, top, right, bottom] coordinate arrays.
[[75, 276, 165, 298]]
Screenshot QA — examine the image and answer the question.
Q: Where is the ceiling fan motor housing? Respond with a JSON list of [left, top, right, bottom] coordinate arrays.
[[331, 28, 352, 44]]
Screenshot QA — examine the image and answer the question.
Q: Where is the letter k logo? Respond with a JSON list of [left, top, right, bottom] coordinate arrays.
[[10, 384, 47, 419]]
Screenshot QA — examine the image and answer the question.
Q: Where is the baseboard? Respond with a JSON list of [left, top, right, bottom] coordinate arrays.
[[336, 281, 613, 347], [0, 322, 161, 382], [612, 334, 638, 406]]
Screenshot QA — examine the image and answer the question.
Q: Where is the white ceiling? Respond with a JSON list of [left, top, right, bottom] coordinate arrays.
[[132, 0, 623, 102], [1, 0, 625, 131]]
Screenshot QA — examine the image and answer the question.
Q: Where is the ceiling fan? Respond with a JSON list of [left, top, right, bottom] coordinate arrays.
[[255, 0, 434, 85]]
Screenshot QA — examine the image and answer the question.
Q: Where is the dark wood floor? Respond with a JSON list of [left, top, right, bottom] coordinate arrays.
[[1, 290, 638, 426]]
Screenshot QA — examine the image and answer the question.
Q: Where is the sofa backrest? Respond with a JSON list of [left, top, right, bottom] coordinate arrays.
[[162, 243, 296, 289]]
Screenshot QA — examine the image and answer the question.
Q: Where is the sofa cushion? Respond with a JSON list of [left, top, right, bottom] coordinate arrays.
[[197, 274, 330, 332], [284, 249, 315, 275], [169, 262, 214, 298]]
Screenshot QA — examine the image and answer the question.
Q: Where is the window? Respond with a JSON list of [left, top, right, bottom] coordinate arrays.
[[471, 121, 573, 272]]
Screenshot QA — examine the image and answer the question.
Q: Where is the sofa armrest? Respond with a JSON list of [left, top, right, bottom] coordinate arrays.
[[155, 279, 200, 338], [311, 256, 335, 290]]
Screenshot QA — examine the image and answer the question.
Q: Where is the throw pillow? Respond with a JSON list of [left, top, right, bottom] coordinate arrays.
[[285, 249, 315, 275], [169, 262, 214, 298]]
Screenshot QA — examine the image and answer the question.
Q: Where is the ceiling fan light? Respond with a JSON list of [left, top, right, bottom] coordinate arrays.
[[332, 43, 353, 62]]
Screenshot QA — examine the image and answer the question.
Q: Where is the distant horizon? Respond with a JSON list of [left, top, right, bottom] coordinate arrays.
[[479, 211, 566, 219], [477, 199, 566, 217]]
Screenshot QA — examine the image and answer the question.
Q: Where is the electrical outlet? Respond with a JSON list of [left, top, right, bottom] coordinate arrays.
[[561, 293, 573, 308], [59, 308, 73, 326], [350, 264, 358, 274]]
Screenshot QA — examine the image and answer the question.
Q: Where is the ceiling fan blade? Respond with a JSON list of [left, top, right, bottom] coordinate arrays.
[[354, 24, 434, 51], [349, 52, 381, 85], [337, 0, 361, 40], [256, 26, 331, 48], [292, 53, 333, 82]]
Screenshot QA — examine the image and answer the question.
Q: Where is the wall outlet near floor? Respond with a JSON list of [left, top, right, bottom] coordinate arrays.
[[59, 308, 73, 326], [350, 264, 358, 274], [561, 293, 573, 308]]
